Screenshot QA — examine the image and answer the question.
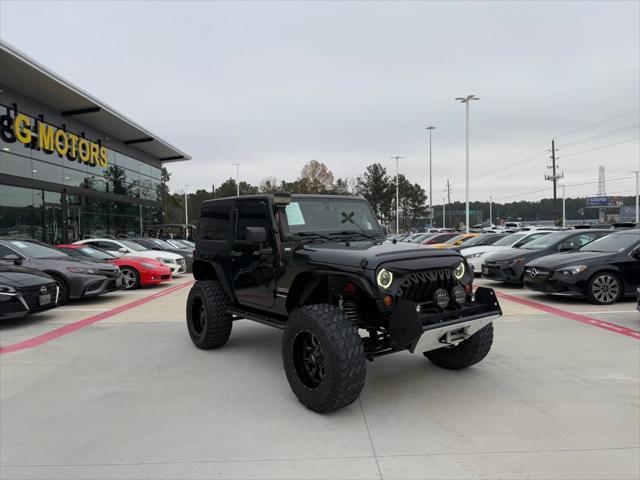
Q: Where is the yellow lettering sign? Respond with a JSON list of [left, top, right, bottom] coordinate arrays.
[[38, 123, 55, 152], [14, 114, 32, 144]]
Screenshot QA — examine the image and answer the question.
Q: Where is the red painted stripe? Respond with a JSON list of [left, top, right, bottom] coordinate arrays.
[[496, 291, 640, 340], [0, 280, 195, 355]]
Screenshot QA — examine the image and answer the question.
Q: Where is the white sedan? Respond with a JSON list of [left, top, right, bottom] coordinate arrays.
[[463, 231, 553, 274], [73, 239, 186, 275]]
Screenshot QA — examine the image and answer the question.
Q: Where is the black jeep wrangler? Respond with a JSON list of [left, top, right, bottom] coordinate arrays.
[[187, 194, 502, 413]]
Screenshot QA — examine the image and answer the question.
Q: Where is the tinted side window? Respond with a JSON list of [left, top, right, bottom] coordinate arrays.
[[0, 244, 14, 257], [200, 204, 230, 241], [237, 203, 270, 244], [99, 241, 120, 250]]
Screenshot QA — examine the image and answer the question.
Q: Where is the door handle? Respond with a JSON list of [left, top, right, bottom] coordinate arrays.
[[231, 251, 243, 257]]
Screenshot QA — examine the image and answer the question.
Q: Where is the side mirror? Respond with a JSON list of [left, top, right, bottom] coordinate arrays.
[[632, 249, 640, 260], [245, 227, 267, 245], [118, 247, 129, 254], [1, 254, 21, 264]]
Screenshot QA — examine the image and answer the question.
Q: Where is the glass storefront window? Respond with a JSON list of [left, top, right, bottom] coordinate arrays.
[[0, 151, 33, 177], [32, 159, 63, 184], [63, 167, 88, 188]]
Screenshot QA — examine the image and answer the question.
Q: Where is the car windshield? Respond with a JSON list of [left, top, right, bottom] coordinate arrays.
[[461, 235, 491, 247], [120, 240, 147, 251], [493, 233, 526, 246], [7, 240, 68, 259], [443, 234, 465, 245], [284, 198, 384, 237], [76, 246, 115, 260], [580, 233, 640, 252], [521, 233, 567, 250], [151, 239, 175, 249]]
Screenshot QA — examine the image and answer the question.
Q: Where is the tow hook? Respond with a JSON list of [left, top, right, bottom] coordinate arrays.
[[439, 328, 469, 346]]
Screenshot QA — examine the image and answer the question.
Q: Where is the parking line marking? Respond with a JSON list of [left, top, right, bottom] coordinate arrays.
[[495, 291, 640, 340], [0, 280, 194, 355]]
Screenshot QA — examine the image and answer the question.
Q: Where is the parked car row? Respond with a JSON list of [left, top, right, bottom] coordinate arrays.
[[0, 235, 195, 321], [466, 229, 640, 305]]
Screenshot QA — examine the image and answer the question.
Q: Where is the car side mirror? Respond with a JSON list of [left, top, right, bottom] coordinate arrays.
[[1, 254, 21, 265], [118, 247, 129, 254], [245, 227, 267, 245], [632, 250, 640, 260]]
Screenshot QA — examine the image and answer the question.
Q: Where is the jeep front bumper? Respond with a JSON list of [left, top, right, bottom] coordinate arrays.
[[386, 287, 502, 353]]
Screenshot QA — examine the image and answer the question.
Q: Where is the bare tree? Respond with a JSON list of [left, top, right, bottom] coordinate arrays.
[[298, 160, 334, 193], [259, 176, 280, 193]]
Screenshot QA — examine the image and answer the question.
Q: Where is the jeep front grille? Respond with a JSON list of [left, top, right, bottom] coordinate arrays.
[[398, 268, 457, 303]]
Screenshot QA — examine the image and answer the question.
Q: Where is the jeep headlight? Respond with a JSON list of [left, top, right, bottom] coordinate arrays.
[[453, 262, 465, 280], [376, 269, 394, 289]]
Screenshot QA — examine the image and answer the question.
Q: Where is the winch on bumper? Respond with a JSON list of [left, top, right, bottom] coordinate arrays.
[[385, 287, 501, 353]]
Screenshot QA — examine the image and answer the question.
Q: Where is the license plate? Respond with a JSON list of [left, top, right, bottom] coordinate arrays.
[[116, 277, 123, 287], [39, 293, 51, 306]]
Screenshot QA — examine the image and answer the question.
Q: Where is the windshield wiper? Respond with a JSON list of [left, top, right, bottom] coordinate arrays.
[[330, 231, 375, 240], [339, 212, 377, 239], [296, 231, 333, 241]]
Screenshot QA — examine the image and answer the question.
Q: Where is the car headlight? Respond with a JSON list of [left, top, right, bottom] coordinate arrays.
[[0, 284, 17, 293], [376, 269, 394, 289], [466, 252, 483, 259], [157, 257, 175, 264], [67, 267, 97, 274], [556, 265, 588, 276], [141, 262, 160, 269], [453, 262, 465, 280]]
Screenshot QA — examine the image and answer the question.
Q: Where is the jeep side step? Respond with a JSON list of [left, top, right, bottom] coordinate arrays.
[[228, 307, 287, 330]]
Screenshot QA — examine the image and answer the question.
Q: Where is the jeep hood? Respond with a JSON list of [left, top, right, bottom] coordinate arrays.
[[294, 240, 462, 270]]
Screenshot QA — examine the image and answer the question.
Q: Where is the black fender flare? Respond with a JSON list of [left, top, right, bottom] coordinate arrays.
[[192, 259, 236, 301], [286, 269, 376, 312]]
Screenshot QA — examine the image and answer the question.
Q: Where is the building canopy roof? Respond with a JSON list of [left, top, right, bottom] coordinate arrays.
[[0, 41, 190, 162]]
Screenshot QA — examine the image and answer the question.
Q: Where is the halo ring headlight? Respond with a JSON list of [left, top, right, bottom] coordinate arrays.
[[377, 269, 394, 289], [453, 262, 466, 280]]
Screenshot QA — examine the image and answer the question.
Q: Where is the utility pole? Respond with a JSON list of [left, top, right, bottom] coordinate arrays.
[[632, 170, 639, 223], [391, 156, 404, 234], [444, 179, 452, 229], [442, 197, 446, 229], [561, 184, 566, 228], [426, 126, 435, 227], [545, 139, 563, 224]]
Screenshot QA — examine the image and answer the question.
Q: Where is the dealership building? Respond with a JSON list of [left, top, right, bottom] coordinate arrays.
[[0, 41, 190, 243]]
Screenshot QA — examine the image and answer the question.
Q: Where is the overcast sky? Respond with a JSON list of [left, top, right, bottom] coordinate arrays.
[[1, 0, 638, 203]]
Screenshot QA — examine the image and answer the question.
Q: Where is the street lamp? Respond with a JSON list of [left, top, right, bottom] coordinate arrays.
[[455, 94, 480, 233], [391, 156, 404, 234], [426, 126, 435, 227], [184, 184, 189, 225], [232, 163, 240, 196], [632, 170, 639, 223]]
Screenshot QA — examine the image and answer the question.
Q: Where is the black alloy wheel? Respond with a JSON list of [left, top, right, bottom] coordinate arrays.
[[293, 331, 327, 388]]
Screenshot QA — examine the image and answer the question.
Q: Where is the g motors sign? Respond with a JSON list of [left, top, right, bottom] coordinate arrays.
[[0, 105, 108, 168]]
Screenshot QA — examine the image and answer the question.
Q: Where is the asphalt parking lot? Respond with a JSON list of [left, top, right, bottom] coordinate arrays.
[[1, 276, 638, 480]]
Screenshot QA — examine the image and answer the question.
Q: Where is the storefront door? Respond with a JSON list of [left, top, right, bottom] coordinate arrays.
[[44, 203, 62, 244], [65, 205, 82, 243]]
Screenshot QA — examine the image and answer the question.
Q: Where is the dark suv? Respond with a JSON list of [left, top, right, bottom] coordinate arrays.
[[187, 194, 502, 413]]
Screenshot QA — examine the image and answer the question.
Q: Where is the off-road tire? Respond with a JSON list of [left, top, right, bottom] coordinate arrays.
[[586, 272, 622, 305], [283, 304, 366, 413], [425, 323, 493, 370], [186, 280, 232, 349]]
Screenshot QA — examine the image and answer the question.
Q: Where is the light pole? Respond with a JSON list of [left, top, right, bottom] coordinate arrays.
[[561, 184, 566, 228], [232, 163, 240, 196], [426, 126, 435, 227], [391, 156, 404, 234], [184, 184, 189, 225], [455, 95, 480, 233], [632, 170, 639, 223], [489, 195, 492, 226]]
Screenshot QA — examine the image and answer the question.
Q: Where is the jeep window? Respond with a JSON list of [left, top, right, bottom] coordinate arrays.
[[237, 203, 272, 244], [200, 204, 230, 241], [283, 198, 383, 237]]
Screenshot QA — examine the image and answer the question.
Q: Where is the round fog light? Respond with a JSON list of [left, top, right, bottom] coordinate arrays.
[[452, 286, 466, 305], [433, 288, 450, 309]]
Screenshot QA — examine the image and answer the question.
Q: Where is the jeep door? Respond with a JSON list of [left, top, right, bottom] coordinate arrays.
[[232, 201, 276, 308]]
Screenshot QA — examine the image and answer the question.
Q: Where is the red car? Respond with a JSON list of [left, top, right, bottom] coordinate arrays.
[[56, 244, 172, 290]]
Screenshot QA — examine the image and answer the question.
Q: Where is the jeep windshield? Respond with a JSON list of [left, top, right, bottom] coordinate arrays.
[[284, 198, 384, 239]]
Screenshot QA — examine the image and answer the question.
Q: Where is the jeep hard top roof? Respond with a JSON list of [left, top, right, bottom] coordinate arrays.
[[201, 193, 364, 207]]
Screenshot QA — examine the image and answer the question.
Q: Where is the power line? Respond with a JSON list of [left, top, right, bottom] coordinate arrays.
[[555, 108, 640, 139], [557, 123, 640, 149], [560, 136, 640, 158]]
